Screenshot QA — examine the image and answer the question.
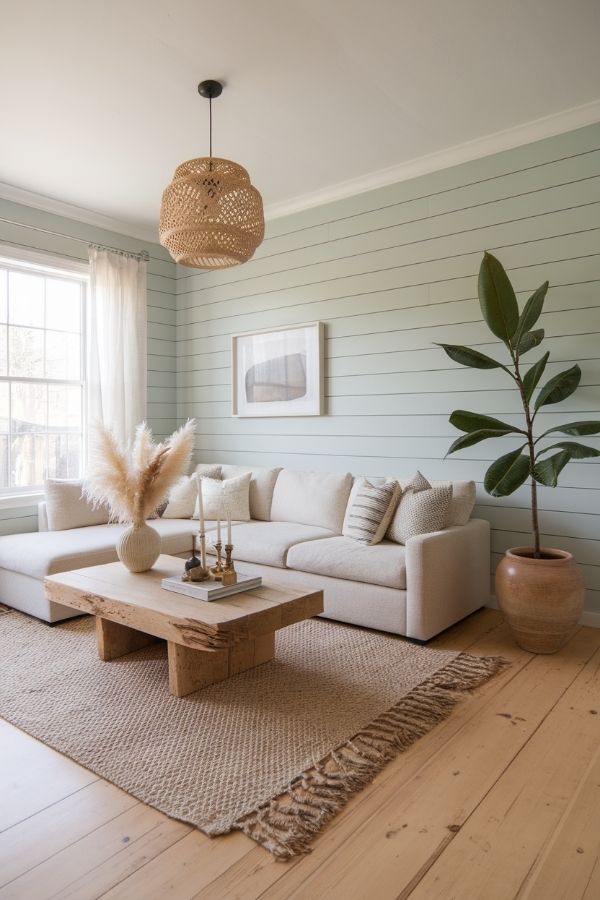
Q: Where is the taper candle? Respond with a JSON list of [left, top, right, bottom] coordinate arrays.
[[217, 518, 221, 543], [227, 512, 232, 545], [195, 473, 205, 533]]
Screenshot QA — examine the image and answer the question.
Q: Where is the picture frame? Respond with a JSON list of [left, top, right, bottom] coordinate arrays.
[[232, 322, 324, 417]]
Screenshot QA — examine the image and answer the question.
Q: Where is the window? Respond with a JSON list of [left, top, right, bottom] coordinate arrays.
[[0, 250, 87, 496]]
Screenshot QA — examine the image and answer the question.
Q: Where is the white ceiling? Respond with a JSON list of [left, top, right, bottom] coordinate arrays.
[[2, 0, 600, 238]]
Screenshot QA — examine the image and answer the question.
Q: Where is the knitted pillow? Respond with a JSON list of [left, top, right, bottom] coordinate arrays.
[[387, 471, 452, 544], [343, 478, 402, 545]]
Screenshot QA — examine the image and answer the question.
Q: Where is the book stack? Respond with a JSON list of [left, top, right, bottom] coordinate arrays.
[[161, 573, 262, 602]]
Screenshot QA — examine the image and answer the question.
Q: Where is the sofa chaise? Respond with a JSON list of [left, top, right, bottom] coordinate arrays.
[[0, 464, 490, 641]]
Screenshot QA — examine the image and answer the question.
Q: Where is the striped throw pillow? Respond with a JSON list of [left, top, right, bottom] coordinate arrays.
[[343, 478, 402, 545]]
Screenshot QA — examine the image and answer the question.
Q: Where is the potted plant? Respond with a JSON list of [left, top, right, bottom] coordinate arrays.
[[439, 252, 599, 653]]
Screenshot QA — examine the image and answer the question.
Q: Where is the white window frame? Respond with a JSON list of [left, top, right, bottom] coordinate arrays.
[[0, 245, 89, 509]]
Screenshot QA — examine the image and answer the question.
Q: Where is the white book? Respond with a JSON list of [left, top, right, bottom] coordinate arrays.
[[161, 573, 262, 602]]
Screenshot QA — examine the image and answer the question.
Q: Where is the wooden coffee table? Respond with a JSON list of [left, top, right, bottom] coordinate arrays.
[[44, 554, 323, 697]]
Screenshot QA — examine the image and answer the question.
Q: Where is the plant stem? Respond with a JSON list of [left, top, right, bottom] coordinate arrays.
[[511, 352, 541, 558]]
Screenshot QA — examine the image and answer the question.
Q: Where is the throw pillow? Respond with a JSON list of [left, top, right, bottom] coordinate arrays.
[[193, 464, 222, 517], [200, 472, 251, 521], [387, 471, 452, 544], [194, 463, 222, 479], [162, 476, 197, 519], [431, 479, 476, 526], [45, 480, 110, 531], [343, 478, 402, 545]]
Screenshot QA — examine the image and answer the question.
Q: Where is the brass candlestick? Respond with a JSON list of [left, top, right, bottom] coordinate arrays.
[[209, 541, 237, 585], [209, 540, 224, 580]]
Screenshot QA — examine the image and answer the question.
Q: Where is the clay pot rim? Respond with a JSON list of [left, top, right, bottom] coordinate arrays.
[[506, 546, 573, 565]]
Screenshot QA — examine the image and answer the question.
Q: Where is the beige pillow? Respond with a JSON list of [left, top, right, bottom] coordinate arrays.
[[45, 480, 110, 531], [431, 480, 476, 526], [192, 464, 222, 517], [201, 473, 251, 521], [343, 478, 401, 545], [387, 471, 452, 544], [194, 463, 222, 479], [162, 476, 197, 519]]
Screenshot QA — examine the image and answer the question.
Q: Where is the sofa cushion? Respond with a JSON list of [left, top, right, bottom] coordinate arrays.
[[220, 464, 282, 521], [205, 520, 335, 568], [44, 480, 110, 531], [163, 475, 197, 518], [270, 469, 352, 532], [0, 518, 203, 581], [287, 535, 407, 590]]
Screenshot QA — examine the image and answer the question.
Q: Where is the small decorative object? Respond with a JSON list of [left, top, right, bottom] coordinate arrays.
[[86, 420, 196, 573], [159, 79, 264, 269], [440, 252, 598, 653], [182, 536, 209, 583], [232, 322, 324, 417]]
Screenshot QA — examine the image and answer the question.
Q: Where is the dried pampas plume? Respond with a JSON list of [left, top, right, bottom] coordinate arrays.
[[85, 420, 196, 527]]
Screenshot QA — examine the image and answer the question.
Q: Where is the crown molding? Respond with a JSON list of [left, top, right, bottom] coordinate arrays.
[[0, 181, 159, 244], [264, 99, 600, 221]]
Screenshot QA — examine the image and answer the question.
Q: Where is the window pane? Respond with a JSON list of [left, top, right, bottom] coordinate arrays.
[[8, 271, 44, 327], [0, 324, 6, 376], [45, 331, 81, 380], [11, 433, 47, 487], [45, 279, 81, 332], [48, 434, 82, 480], [0, 269, 7, 322], [0, 435, 8, 488], [11, 382, 46, 433], [0, 383, 8, 433], [48, 384, 81, 432], [9, 325, 44, 378]]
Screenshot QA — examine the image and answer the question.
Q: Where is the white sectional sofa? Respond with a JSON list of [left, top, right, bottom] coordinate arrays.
[[0, 464, 491, 640]]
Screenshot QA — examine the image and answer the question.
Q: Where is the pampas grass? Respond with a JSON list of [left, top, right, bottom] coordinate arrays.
[[86, 420, 196, 527]]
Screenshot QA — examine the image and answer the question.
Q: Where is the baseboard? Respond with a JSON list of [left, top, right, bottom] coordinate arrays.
[[486, 597, 599, 629]]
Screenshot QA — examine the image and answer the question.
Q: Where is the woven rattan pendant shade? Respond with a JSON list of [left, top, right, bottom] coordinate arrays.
[[159, 157, 264, 269]]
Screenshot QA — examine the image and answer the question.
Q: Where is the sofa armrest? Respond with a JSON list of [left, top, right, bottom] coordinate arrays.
[[38, 502, 49, 532], [404, 518, 491, 641]]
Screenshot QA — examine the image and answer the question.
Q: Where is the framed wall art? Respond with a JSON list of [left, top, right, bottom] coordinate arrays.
[[232, 322, 324, 417]]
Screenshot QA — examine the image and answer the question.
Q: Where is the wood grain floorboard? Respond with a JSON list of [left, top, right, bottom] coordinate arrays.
[[0, 610, 598, 900]]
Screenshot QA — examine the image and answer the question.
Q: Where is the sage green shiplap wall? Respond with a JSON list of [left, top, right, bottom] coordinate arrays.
[[176, 123, 600, 620], [0, 198, 177, 535]]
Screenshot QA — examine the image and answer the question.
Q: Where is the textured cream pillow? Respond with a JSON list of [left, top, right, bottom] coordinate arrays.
[[343, 478, 401, 545], [387, 471, 452, 544], [201, 473, 251, 521], [162, 476, 197, 519], [193, 464, 222, 517], [45, 480, 110, 531]]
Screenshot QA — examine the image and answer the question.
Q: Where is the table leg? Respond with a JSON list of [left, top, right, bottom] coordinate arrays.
[[96, 617, 160, 661], [167, 632, 276, 697]]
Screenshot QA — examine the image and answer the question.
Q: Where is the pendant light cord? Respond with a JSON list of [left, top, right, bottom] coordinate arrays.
[[209, 96, 213, 158]]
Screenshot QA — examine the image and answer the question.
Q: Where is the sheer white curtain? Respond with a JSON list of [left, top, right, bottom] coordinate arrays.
[[88, 248, 147, 446]]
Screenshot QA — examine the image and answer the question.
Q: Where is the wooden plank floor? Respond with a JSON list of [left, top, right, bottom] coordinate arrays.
[[1, 609, 599, 900]]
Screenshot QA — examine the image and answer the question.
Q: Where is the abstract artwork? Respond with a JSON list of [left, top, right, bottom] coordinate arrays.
[[232, 322, 324, 417]]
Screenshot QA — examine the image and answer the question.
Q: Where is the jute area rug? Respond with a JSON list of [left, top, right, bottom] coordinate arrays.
[[0, 607, 505, 858]]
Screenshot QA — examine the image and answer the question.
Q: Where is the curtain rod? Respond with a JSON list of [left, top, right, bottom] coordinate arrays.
[[0, 215, 151, 261]]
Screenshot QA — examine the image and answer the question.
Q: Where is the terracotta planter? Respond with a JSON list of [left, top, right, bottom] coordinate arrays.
[[116, 522, 161, 573], [495, 547, 585, 654]]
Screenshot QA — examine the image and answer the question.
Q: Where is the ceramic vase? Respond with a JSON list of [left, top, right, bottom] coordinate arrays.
[[495, 547, 585, 654], [116, 522, 161, 573]]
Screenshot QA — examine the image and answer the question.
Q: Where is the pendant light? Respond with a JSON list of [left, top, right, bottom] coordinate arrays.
[[159, 80, 264, 269]]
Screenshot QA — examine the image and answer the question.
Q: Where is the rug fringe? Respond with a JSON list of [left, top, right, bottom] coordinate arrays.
[[233, 652, 508, 859]]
